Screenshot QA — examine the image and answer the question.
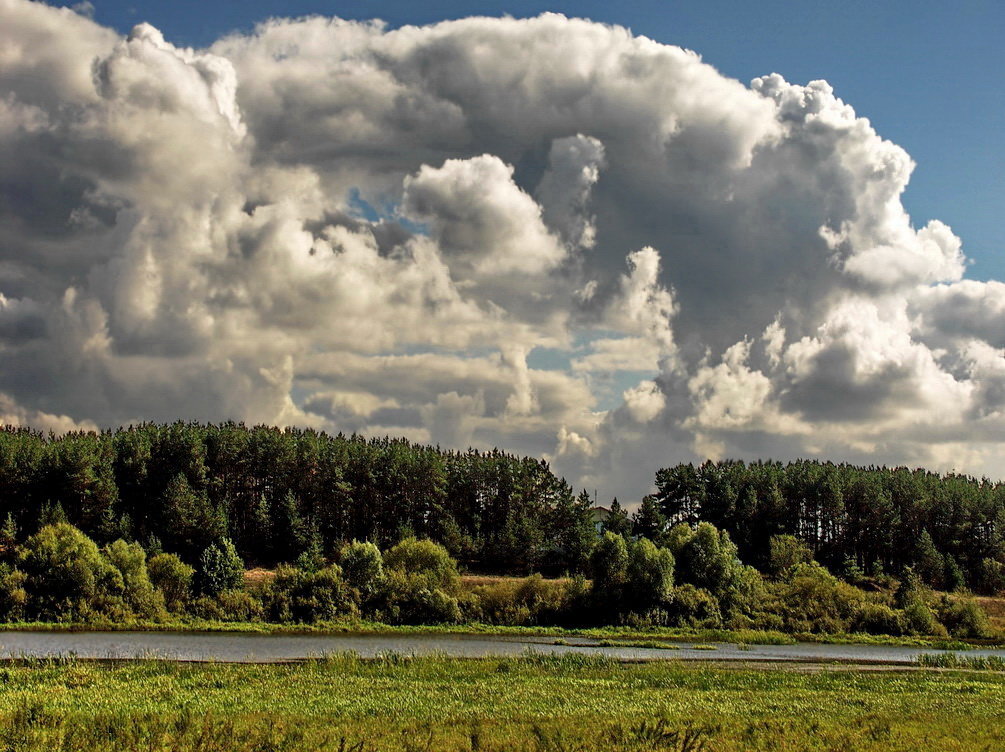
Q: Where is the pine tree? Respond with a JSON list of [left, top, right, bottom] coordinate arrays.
[[914, 529, 945, 588], [38, 501, 68, 528], [0, 513, 17, 561], [632, 496, 668, 541], [602, 498, 633, 538]]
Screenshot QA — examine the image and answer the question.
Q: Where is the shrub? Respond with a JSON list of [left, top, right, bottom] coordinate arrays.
[[719, 563, 768, 624], [894, 567, 926, 610], [666, 584, 722, 628], [937, 594, 991, 639], [625, 538, 674, 613], [977, 558, 1005, 595], [383, 538, 458, 592], [768, 535, 813, 577], [467, 575, 570, 625], [851, 602, 904, 636], [383, 568, 461, 625], [188, 594, 226, 621], [944, 557, 967, 592], [148, 552, 194, 613], [197, 538, 244, 596], [216, 589, 265, 622], [340, 541, 384, 602], [557, 574, 592, 626], [775, 562, 864, 633], [589, 532, 629, 605], [102, 539, 164, 619], [267, 565, 357, 623], [894, 566, 945, 636], [18, 523, 123, 620], [0, 564, 27, 622], [514, 574, 569, 620], [671, 523, 753, 616], [902, 600, 945, 636], [0, 514, 18, 563], [467, 579, 530, 625]]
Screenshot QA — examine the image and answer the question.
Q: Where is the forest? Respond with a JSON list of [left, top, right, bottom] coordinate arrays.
[[0, 422, 593, 575], [0, 423, 1001, 637], [649, 459, 1005, 594]]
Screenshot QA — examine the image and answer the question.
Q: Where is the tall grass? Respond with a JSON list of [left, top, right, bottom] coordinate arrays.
[[1, 654, 1004, 750], [916, 652, 1005, 670]]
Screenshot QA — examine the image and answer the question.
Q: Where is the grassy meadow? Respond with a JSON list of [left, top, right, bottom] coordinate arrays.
[[0, 654, 1003, 751]]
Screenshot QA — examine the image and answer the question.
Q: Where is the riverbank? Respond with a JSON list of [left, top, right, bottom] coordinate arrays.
[[1, 619, 1000, 649], [1, 654, 1002, 751]]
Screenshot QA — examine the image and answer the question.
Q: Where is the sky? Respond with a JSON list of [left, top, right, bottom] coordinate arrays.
[[1, 0, 1004, 503], [56, 0, 1004, 280]]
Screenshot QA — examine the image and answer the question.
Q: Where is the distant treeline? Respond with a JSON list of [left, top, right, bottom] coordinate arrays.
[[650, 460, 1005, 594], [1, 425, 1004, 595], [0, 422, 594, 575]]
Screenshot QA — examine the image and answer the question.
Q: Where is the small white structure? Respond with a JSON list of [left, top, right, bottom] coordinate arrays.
[[590, 506, 610, 532]]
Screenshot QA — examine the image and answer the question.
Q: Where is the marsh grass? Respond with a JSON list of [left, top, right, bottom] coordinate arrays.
[[1, 654, 1004, 750], [916, 652, 1005, 670], [597, 639, 681, 649]]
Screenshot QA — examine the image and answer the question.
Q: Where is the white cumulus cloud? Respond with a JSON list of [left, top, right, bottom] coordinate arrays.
[[0, 1, 1002, 501]]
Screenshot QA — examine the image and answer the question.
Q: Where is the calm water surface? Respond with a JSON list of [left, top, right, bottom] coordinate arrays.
[[2, 631, 1005, 664]]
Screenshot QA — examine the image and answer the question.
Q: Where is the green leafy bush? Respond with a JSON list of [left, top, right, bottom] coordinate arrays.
[[901, 600, 945, 636], [383, 569, 461, 624], [773, 562, 864, 634], [197, 538, 244, 596], [266, 565, 357, 623], [895, 567, 945, 636], [625, 538, 675, 613], [0, 563, 27, 622], [102, 539, 164, 619], [851, 602, 904, 636], [589, 532, 629, 606], [17, 523, 123, 621], [383, 537, 459, 591], [666, 584, 722, 628], [465, 579, 531, 625], [977, 558, 1005, 595], [466, 574, 570, 625], [340, 540, 384, 602], [378, 538, 463, 623], [768, 535, 813, 578], [937, 594, 990, 639], [148, 553, 194, 613], [216, 589, 265, 622]]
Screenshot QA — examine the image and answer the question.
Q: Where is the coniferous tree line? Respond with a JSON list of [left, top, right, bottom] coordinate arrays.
[[0, 422, 594, 575], [0, 422, 997, 636], [2, 424, 1005, 598], [650, 459, 1005, 594]]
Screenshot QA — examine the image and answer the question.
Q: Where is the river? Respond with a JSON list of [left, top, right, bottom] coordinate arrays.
[[2, 631, 1004, 664]]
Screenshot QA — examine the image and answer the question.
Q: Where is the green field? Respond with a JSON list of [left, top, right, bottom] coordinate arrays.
[[0, 655, 1003, 751]]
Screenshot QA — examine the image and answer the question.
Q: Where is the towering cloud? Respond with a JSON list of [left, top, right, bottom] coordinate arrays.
[[0, 1, 1001, 500]]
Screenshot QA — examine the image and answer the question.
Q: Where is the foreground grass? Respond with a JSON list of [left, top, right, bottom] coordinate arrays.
[[1, 655, 1004, 751]]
